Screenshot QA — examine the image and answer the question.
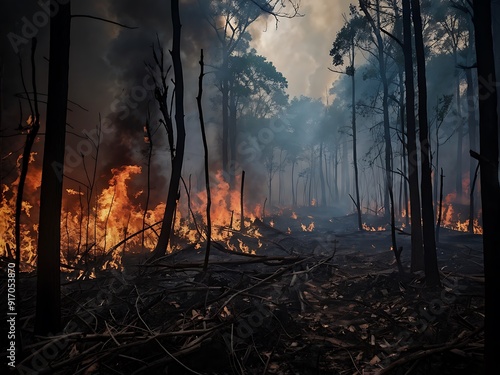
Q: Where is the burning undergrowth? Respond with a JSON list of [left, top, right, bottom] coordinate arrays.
[[0, 149, 484, 280]]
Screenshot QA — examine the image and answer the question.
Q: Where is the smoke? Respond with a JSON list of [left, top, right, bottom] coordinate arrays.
[[249, 0, 353, 102]]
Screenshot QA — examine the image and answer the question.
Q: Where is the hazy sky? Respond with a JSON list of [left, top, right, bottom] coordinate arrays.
[[249, 0, 352, 103]]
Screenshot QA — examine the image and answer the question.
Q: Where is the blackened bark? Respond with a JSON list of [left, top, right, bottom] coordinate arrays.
[[351, 65, 362, 230], [473, 0, 500, 369], [455, 54, 464, 198], [35, 0, 71, 335], [229, 81, 237, 187], [221, 55, 229, 181], [436, 169, 444, 243], [240, 170, 245, 231], [291, 160, 296, 207], [411, 0, 440, 287], [142, 117, 153, 249], [319, 141, 327, 207], [150, 0, 186, 260], [402, 0, 424, 272], [197, 50, 212, 272]]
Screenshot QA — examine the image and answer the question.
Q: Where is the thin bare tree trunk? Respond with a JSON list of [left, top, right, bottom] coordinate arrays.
[[291, 159, 296, 207], [240, 170, 245, 231], [150, 0, 186, 261], [436, 169, 444, 243], [197, 50, 212, 272], [319, 141, 327, 207], [142, 116, 153, 249], [468, 162, 479, 233], [351, 58, 362, 230]]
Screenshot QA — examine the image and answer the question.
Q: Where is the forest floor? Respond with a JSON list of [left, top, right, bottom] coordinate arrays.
[[1, 208, 485, 375]]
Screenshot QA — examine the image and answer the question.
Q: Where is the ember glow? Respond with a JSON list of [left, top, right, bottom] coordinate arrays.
[[362, 223, 386, 232], [300, 222, 315, 232]]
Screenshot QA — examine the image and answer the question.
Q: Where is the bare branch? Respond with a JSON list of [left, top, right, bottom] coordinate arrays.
[[71, 15, 137, 29]]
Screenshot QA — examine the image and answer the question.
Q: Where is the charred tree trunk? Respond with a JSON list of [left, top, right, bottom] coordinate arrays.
[[333, 147, 339, 203], [291, 159, 296, 207], [150, 0, 186, 261], [433, 107, 440, 211], [402, 0, 424, 272], [466, 66, 478, 228], [350, 61, 362, 230], [279, 148, 284, 205], [468, 162, 479, 233], [229, 80, 237, 188], [197, 50, 212, 272], [221, 55, 229, 181], [436, 169, 444, 243], [454, 50, 464, 199], [319, 141, 327, 207], [308, 148, 314, 206], [240, 170, 245, 231], [398, 68, 409, 226], [341, 135, 350, 198], [473, 1, 500, 369], [35, 0, 71, 335], [411, 0, 440, 287], [142, 116, 153, 249]]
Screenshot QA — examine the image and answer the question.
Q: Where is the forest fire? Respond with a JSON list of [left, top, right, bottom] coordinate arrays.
[[440, 193, 483, 235], [1, 159, 484, 276], [300, 222, 315, 232], [1, 0, 493, 373], [1, 162, 268, 274], [362, 223, 386, 232], [1, 158, 484, 276]]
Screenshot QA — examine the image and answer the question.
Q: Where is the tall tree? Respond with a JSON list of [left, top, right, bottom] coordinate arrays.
[[149, 0, 186, 261], [473, 0, 500, 369], [359, 0, 399, 261], [200, 0, 300, 186], [402, 0, 424, 271], [411, 0, 440, 287], [330, 4, 366, 230], [229, 50, 288, 120], [35, 0, 71, 335], [359, 0, 394, 223]]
